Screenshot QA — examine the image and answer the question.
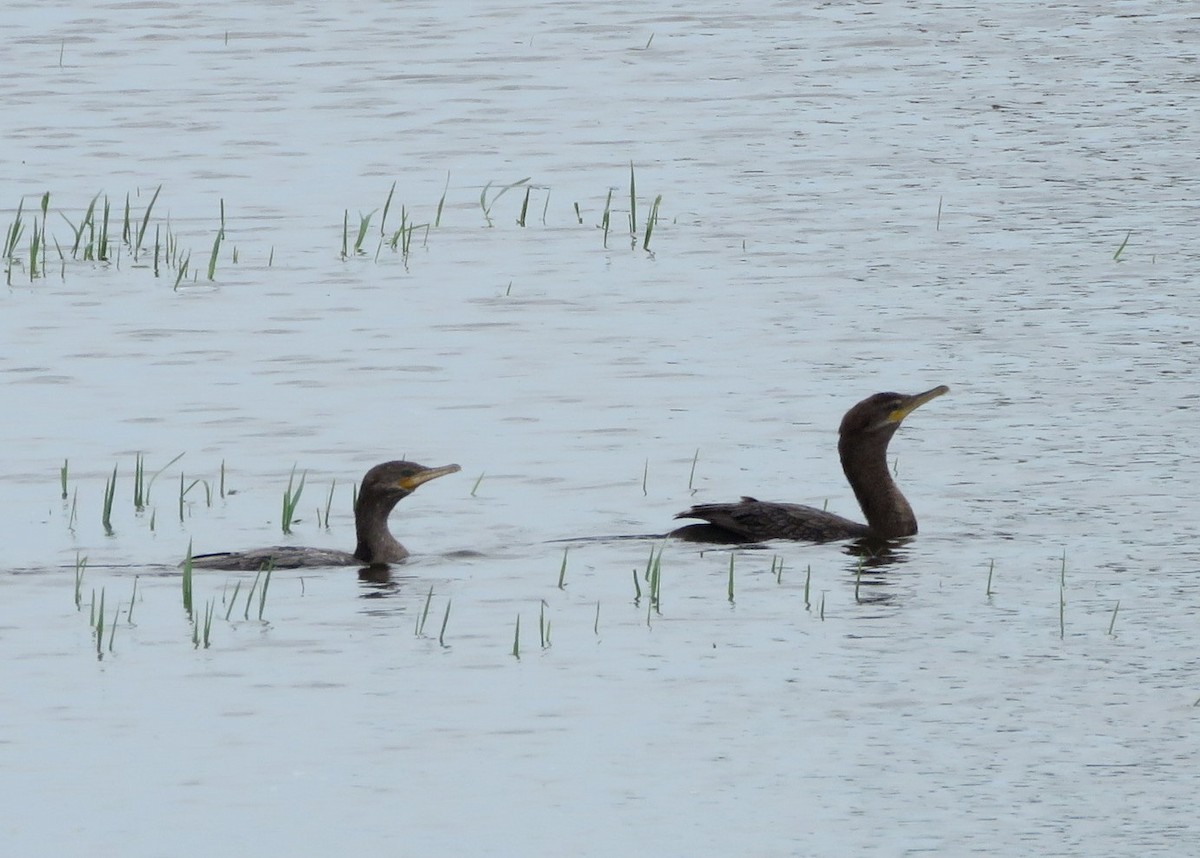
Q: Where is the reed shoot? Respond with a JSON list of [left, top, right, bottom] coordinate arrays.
[[74, 552, 87, 609], [628, 161, 637, 235], [727, 554, 735, 603], [127, 575, 139, 623], [281, 465, 306, 534], [511, 614, 521, 659], [416, 585, 434, 636], [1113, 230, 1132, 262], [642, 194, 662, 251], [182, 541, 194, 617], [434, 172, 450, 228], [557, 547, 568, 589], [438, 599, 451, 646], [202, 599, 215, 648], [95, 588, 106, 657], [133, 452, 146, 510], [101, 464, 117, 535], [60, 458, 69, 499], [258, 566, 272, 620], [321, 479, 336, 529]]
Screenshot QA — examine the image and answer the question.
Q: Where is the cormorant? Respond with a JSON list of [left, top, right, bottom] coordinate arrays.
[[188, 460, 460, 570], [672, 386, 948, 543]]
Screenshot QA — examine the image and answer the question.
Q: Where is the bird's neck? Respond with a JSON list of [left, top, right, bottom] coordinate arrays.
[[838, 431, 917, 538], [354, 497, 409, 564]]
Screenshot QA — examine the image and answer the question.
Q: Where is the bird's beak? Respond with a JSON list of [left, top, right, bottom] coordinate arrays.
[[890, 385, 949, 423], [399, 463, 462, 491]]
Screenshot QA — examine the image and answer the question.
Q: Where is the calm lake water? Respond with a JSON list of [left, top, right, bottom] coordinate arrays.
[[3, 2, 1199, 855]]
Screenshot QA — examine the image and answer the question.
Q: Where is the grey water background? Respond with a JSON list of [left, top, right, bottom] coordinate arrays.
[[3, 2, 1199, 855]]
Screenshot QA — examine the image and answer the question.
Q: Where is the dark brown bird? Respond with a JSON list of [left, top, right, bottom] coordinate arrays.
[[188, 460, 460, 570], [672, 386, 948, 543]]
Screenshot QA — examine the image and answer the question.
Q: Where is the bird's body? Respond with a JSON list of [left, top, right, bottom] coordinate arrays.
[[188, 460, 460, 570], [672, 385, 948, 543]]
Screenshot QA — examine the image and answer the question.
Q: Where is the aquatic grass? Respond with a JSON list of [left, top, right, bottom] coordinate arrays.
[[470, 472, 485, 497], [438, 599, 451, 647], [68, 488, 78, 532], [628, 162, 637, 235], [986, 558, 995, 597], [172, 251, 190, 290], [243, 568, 263, 620], [479, 176, 531, 227], [687, 449, 699, 493], [594, 601, 600, 635], [121, 194, 131, 246], [107, 598, 118, 654], [133, 453, 146, 511], [320, 479, 336, 529], [224, 579, 242, 620], [257, 566, 272, 620], [434, 171, 450, 228], [641, 194, 662, 251], [127, 575, 139, 624], [4, 198, 25, 284], [219, 460, 226, 499], [1113, 230, 1132, 262], [511, 614, 521, 659], [181, 540, 194, 617], [539, 600, 551, 648], [74, 552, 87, 609], [141, 451, 184, 508], [133, 184, 161, 259], [641, 459, 648, 496], [936, 195, 943, 231], [727, 554, 736, 603], [1107, 600, 1120, 636], [201, 599, 215, 648], [379, 181, 397, 236], [28, 200, 44, 281], [573, 202, 583, 224], [206, 199, 225, 280], [352, 209, 374, 256], [517, 186, 530, 227], [803, 564, 812, 609], [819, 592, 825, 620], [770, 554, 783, 584], [60, 459, 69, 500], [64, 192, 99, 258], [557, 547, 568, 589], [416, 585, 434, 636], [1059, 550, 1067, 640], [94, 588, 106, 657], [101, 464, 117, 535], [97, 196, 111, 261], [648, 546, 663, 612], [281, 465, 306, 535], [599, 188, 613, 248], [631, 568, 642, 602], [854, 558, 864, 603]]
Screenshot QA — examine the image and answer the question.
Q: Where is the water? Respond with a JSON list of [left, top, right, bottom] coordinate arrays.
[[3, 2, 1199, 855]]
